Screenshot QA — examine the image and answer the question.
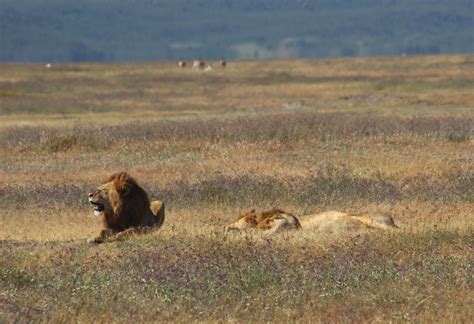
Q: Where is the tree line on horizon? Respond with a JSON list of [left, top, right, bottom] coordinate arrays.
[[1, 0, 472, 62]]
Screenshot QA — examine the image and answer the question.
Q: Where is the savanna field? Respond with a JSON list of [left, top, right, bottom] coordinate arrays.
[[0, 55, 473, 322]]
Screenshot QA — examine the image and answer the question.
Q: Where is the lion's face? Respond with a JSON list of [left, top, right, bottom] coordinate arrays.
[[88, 183, 115, 217], [225, 210, 258, 232]]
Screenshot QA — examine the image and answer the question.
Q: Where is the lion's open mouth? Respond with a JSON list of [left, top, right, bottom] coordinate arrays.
[[89, 200, 105, 215]]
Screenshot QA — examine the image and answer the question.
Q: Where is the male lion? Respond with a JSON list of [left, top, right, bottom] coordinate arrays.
[[225, 208, 301, 233], [87, 172, 165, 244]]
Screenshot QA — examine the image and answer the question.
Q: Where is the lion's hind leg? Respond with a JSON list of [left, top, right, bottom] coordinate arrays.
[[150, 200, 165, 228]]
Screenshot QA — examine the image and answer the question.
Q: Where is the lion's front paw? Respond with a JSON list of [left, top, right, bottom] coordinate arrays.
[[115, 228, 139, 241], [87, 237, 103, 244]]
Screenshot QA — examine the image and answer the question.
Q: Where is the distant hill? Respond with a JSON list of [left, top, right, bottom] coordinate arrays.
[[1, 0, 473, 62]]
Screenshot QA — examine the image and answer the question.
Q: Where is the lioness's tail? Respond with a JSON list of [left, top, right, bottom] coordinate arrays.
[[150, 200, 165, 228]]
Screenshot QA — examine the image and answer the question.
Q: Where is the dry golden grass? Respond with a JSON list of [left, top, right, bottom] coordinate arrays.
[[0, 54, 473, 322]]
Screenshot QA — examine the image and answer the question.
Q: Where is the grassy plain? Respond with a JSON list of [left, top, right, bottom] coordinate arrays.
[[0, 55, 473, 322]]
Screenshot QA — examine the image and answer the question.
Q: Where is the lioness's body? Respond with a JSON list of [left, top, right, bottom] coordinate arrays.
[[88, 172, 165, 243], [300, 211, 398, 232], [226, 208, 398, 234]]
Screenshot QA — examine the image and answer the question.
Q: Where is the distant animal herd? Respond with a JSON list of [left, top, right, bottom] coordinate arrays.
[[43, 60, 227, 71], [177, 59, 227, 71], [87, 172, 399, 244]]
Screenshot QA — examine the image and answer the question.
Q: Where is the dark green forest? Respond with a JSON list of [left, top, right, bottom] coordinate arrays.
[[1, 0, 472, 62]]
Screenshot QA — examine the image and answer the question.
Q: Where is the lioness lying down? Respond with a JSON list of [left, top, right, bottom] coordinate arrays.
[[87, 172, 165, 244], [226, 208, 399, 233]]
